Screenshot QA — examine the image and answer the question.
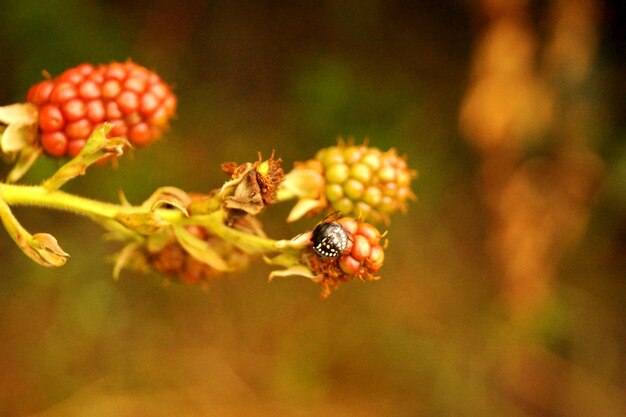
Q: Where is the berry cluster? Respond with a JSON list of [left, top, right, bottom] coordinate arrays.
[[334, 217, 384, 276], [1, 61, 416, 297], [316, 145, 414, 223], [26, 61, 176, 157], [308, 217, 385, 297], [148, 225, 249, 286]]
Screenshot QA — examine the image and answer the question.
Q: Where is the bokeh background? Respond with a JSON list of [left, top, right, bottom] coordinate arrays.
[[1, 0, 625, 416]]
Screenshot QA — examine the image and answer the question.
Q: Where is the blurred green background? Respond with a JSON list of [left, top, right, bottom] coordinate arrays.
[[1, 0, 625, 416]]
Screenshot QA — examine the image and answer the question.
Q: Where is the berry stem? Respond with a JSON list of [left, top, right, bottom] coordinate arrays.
[[0, 197, 28, 250], [0, 183, 183, 223], [0, 182, 282, 259], [0, 197, 69, 267], [182, 211, 280, 253]]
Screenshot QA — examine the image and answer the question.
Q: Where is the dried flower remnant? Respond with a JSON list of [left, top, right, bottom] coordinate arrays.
[[221, 152, 285, 215]]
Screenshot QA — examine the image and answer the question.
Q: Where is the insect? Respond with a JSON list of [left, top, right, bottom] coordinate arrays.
[[311, 213, 350, 258]]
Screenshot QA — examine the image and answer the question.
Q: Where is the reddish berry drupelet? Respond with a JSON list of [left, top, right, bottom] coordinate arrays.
[[26, 61, 177, 158], [335, 217, 385, 278]]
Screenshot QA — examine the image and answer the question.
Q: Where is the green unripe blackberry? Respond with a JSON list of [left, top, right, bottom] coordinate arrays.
[[316, 144, 415, 223]]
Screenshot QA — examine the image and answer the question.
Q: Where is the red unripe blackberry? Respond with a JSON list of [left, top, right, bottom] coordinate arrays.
[[61, 99, 87, 122], [40, 132, 68, 157], [339, 255, 361, 275], [335, 218, 385, 278], [366, 245, 384, 272], [309, 217, 386, 297], [39, 105, 65, 132], [351, 235, 371, 261], [26, 80, 54, 105], [26, 61, 176, 157]]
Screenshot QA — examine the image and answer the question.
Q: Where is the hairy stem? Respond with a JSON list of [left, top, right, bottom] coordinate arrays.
[[0, 182, 284, 256], [183, 211, 280, 253], [0, 183, 182, 223]]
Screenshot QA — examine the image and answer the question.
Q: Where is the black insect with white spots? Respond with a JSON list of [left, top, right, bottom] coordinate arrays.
[[311, 218, 350, 258]]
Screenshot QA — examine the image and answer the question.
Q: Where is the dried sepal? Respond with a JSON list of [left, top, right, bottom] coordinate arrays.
[[142, 186, 191, 216], [277, 160, 325, 200], [275, 231, 313, 250], [0, 103, 39, 127], [264, 251, 321, 283], [146, 230, 174, 253], [0, 103, 40, 182], [173, 225, 230, 271], [0, 104, 38, 152], [1, 122, 38, 154], [286, 198, 327, 223], [278, 160, 327, 222], [268, 265, 321, 283], [112, 242, 145, 280], [29, 233, 70, 267]]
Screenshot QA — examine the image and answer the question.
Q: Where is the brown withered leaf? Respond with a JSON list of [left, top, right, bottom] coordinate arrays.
[[223, 170, 265, 215]]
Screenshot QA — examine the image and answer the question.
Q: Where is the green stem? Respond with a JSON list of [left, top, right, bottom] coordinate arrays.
[[183, 211, 280, 253], [0, 182, 284, 255], [0, 183, 182, 223], [0, 197, 28, 248]]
